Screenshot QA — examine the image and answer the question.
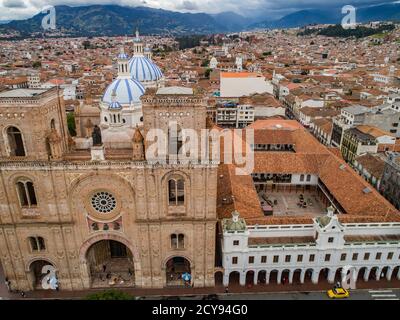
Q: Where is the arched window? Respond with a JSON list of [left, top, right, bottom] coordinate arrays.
[[300, 174, 305, 182], [7, 126, 25, 156], [16, 179, 37, 208], [29, 236, 45, 252], [170, 234, 185, 249], [178, 234, 185, 248], [168, 178, 185, 205], [50, 119, 56, 129], [171, 234, 177, 249], [168, 125, 183, 156], [104, 116, 108, 123]]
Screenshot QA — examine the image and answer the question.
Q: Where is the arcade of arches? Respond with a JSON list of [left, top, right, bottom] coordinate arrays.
[[224, 266, 400, 287]]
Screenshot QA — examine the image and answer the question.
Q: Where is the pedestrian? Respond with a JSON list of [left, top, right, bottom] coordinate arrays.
[[102, 264, 107, 273], [20, 291, 26, 298], [225, 287, 229, 294], [4, 278, 11, 292], [128, 268, 132, 276]]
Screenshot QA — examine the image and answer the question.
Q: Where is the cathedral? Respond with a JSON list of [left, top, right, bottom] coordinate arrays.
[[0, 32, 218, 291]]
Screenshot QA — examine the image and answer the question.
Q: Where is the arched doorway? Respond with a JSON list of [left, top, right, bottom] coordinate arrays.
[[214, 271, 223, 286], [86, 240, 134, 288], [257, 270, 267, 285], [380, 266, 390, 281], [319, 268, 330, 283], [304, 269, 313, 282], [293, 269, 302, 284], [229, 271, 240, 286], [166, 256, 191, 287], [391, 266, 400, 281], [269, 270, 279, 284], [28, 260, 56, 290], [369, 267, 379, 281], [281, 269, 290, 284], [245, 270, 255, 286], [358, 267, 368, 282]]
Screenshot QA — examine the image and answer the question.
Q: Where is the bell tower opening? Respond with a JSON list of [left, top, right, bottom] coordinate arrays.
[[7, 126, 25, 156]]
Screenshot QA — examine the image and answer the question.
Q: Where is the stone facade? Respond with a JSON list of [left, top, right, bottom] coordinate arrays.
[[0, 87, 218, 291]]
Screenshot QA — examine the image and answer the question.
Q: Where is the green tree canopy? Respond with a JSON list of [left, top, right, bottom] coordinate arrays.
[[86, 290, 134, 300]]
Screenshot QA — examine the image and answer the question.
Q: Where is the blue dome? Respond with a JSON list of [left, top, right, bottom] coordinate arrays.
[[108, 101, 122, 110], [102, 78, 145, 105], [128, 56, 163, 82]]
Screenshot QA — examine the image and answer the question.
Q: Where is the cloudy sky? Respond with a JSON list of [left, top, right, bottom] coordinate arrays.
[[0, 0, 396, 21]]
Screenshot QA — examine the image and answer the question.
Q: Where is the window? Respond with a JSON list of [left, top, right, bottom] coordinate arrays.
[[309, 254, 315, 262], [168, 178, 185, 206], [328, 237, 334, 243], [273, 255, 279, 263], [168, 125, 183, 156], [7, 126, 25, 156], [300, 174, 305, 182], [29, 236, 45, 252], [171, 234, 177, 249], [306, 174, 311, 182], [170, 233, 184, 249], [352, 253, 358, 261], [341, 253, 347, 261], [178, 234, 184, 249], [232, 257, 238, 264], [325, 254, 331, 262], [297, 255, 303, 262], [249, 256, 254, 264], [364, 253, 370, 261], [376, 252, 382, 260], [285, 255, 291, 263], [233, 240, 239, 246], [16, 179, 37, 208], [91, 191, 116, 213], [387, 252, 394, 260], [261, 256, 267, 263]]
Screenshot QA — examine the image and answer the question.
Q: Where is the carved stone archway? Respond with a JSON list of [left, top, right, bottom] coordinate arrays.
[[79, 232, 142, 288]]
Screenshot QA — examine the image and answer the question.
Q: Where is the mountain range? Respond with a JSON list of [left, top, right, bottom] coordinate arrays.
[[252, 2, 400, 29], [0, 3, 399, 38]]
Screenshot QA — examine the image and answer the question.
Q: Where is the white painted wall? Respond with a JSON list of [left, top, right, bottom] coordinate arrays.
[[220, 76, 273, 97]]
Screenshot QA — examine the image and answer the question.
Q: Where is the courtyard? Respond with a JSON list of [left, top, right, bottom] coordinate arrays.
[[257, 190, 326, 217]]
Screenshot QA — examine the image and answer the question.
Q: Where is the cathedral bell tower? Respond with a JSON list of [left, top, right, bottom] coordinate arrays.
[[133, 28, 144, 56], [132, 126, 145, 161]]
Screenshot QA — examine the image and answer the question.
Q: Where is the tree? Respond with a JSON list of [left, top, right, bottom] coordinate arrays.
[[86, 290, 134, 300], [204, 68, 212, 79], [201, 59, 210, 67], [67, 112, 76, 137], [82, 40, 91, 50], [32, 61, 41, 68]]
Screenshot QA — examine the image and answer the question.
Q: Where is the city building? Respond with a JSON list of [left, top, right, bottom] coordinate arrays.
[[380, 153, 400, 210]]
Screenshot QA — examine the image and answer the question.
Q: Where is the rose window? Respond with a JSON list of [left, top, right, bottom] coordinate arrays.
[[91, 192, 116, 213]]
